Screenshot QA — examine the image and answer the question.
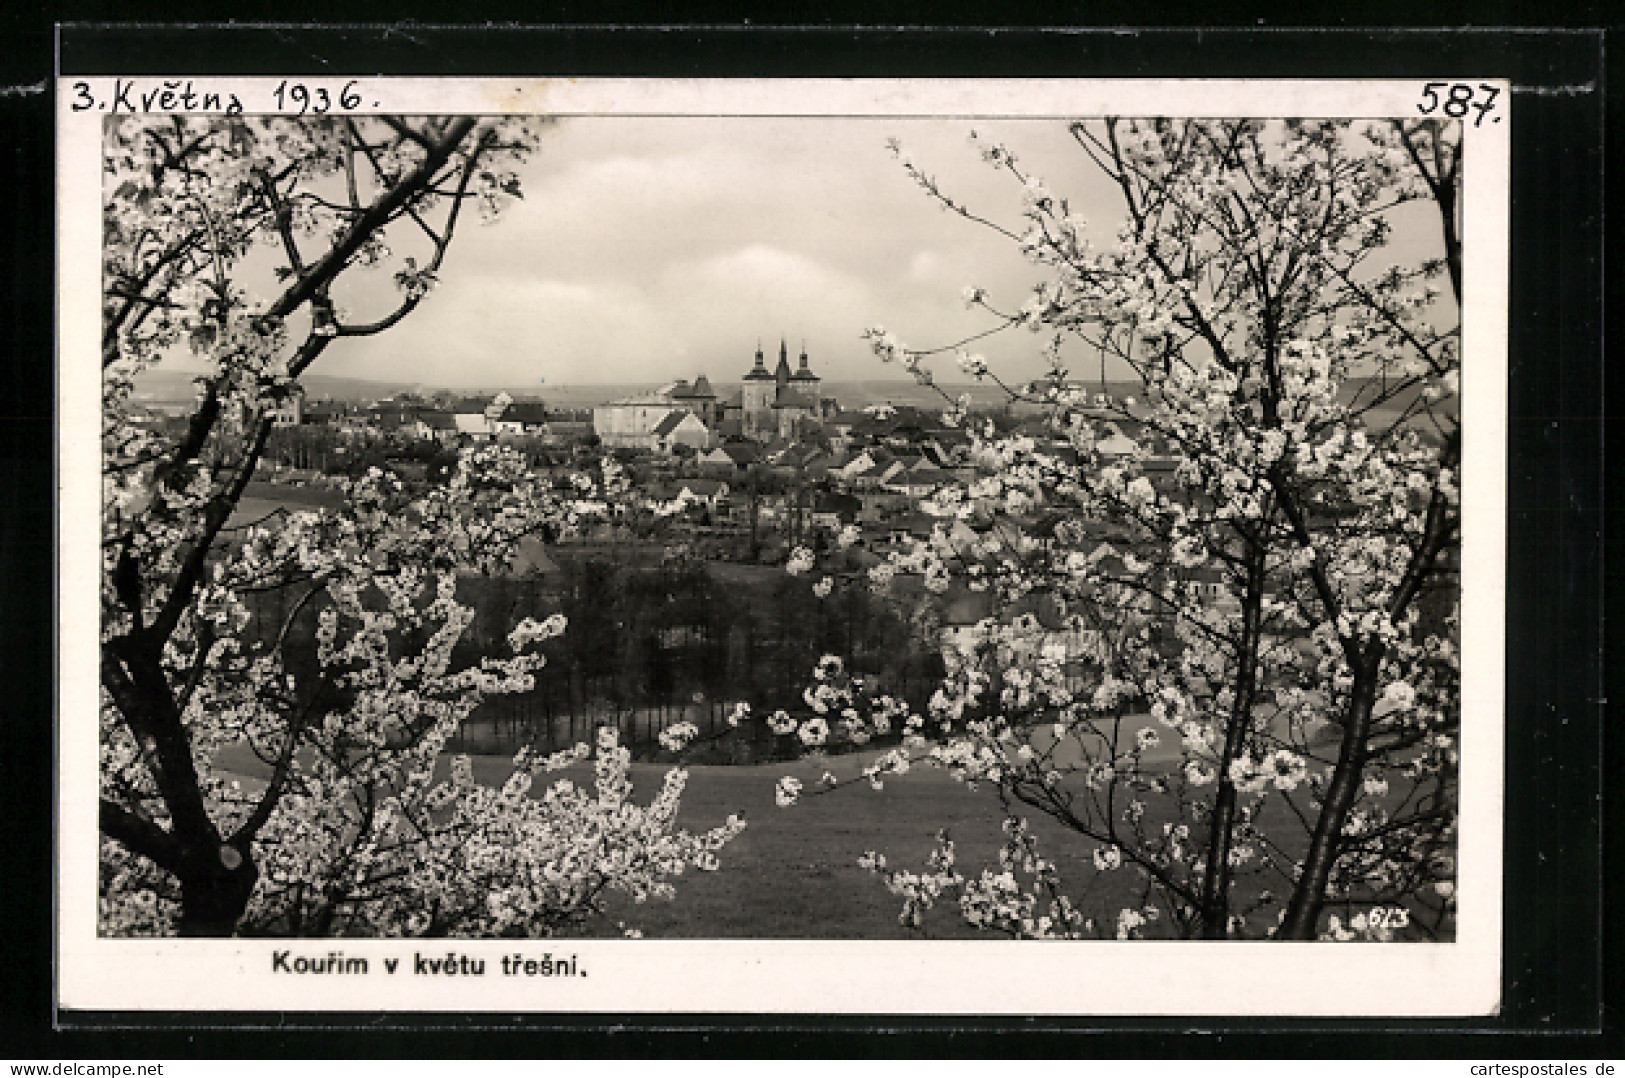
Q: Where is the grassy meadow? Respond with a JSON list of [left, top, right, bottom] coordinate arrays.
[[214, 740, 1320, 941]]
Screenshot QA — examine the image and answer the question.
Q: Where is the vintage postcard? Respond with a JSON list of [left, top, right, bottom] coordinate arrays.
[[58, 76, 1507, 1015]]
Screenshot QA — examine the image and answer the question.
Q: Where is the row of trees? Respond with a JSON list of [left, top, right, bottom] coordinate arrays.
[[447, 554, 945, 756]]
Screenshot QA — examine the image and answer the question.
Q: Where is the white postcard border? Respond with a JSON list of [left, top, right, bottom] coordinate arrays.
[[57, 77, 1507, 1016]]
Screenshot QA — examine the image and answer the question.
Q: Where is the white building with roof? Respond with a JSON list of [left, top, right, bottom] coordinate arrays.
[[593, 373, 718, 450], [652, 410, 712, 453]]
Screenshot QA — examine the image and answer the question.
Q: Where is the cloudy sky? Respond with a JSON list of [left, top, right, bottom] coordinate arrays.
[[292, 116, 1447, 390], [310, 116, 1101, 389]]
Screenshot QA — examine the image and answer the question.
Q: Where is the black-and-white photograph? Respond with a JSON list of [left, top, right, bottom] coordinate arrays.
[[60, 77, 1507, 1015]]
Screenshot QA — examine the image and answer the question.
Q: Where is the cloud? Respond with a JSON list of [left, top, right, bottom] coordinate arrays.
[[679, 244, 868, 307], [305, 116, 1107, 386], [292, 115, 1446, 391], [907, 250, 944, 282]]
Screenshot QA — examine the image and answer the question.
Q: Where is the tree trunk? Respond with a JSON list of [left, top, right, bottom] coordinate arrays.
[[105, 637, 264, 937], [176, 845, 260, 936], [1197, 547, 1266, 938], [1278, 646, 1382, 939]]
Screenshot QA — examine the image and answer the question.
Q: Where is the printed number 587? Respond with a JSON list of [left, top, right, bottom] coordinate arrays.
[[1418, 82, 1501, 126]]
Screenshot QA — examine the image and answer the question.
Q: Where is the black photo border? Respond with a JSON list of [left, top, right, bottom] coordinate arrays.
[[2, 18, 1609, 1057]]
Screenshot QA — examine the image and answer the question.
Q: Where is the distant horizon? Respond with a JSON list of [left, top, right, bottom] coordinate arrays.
[[132, 367, 1140, 397]]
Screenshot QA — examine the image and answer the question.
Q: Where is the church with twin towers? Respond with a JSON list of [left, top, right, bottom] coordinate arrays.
[[739, 337, 837, 441], [591, 337, 839, 451]]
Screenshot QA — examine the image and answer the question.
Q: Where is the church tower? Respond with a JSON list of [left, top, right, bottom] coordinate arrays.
[[742, 336, 824, 441], [773, 338, 792, 387], [792, 341, 819, 384], [792, 341, 829, 420], [741, 339, 776, 440]]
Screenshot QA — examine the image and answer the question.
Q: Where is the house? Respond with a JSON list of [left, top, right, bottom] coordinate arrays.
[[662, 374, 725, 429], [1185, 566, 1242, 617], [430, 395, 502, 439], [301, 400, 349, 427], [771, 443, 824, 472], [649, 477, 729, 512], [454, 412, 496, 439], [698, 441, 767, 474], [875, 458, 914, 489], [509, 536, 563, 576], [837, 449, 892, 489], [677, 478, 729, 506], [811, 490, 862, 529], [536, 420, 595, 446], [698, 446, 740, 474], [594, 373, 723, 449], [265, 395, 304, 427], [412, 410, 459, 444], [1094, 422, 1140, 458], [938, 583, 1110, 677], [886, 511, 940, 547], [497, 400, 551, 435], [594, 399, 674, 448], [886, 460, 952, 498], [368, 401, 458, 439], [721, 442, 760, 469], [803, 450, 846, 483], [651, 410, 712, 454]]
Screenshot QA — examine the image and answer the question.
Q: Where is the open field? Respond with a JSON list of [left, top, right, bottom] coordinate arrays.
[[588, 739, 1331, 940], [596, 753, 1095, 939]]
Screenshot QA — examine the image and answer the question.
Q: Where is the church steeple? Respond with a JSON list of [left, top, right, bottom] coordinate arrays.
[[773, 337, 792, 386], [792, 340, 819, 382], [744, 339, 773, 381]]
